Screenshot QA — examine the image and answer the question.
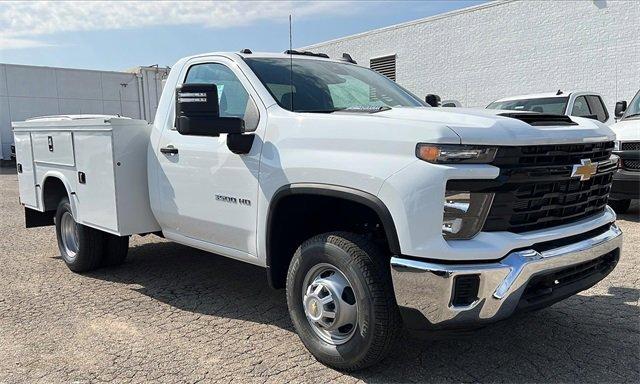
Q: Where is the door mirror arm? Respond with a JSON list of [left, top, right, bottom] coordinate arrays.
[[227, 133, 255, 155]]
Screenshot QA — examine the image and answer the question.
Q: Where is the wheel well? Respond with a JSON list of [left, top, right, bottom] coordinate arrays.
[[266, 187, 399, 289], [42, 177, 69, 211]]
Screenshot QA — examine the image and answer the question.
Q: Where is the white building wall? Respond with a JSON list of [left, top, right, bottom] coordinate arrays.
[[304, 0, 640, 115], [0, 64, 167, 160]]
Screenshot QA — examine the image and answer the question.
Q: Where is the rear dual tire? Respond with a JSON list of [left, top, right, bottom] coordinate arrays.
[[54, 198, 129, 272]]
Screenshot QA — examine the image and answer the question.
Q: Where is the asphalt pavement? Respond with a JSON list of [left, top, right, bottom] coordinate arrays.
[[0, 170, 638, 383]]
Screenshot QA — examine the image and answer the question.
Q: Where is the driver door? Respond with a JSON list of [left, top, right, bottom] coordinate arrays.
[[154, 58, 263, 258]]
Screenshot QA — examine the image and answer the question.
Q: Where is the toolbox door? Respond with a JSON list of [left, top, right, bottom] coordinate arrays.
[[73, 131, 118, 232], [32, 132, 75, 166], [14, 132, 38, 208]]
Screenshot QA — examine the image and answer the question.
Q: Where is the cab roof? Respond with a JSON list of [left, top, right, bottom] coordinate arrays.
[[184, 51, 353, 64], [492, 91, 601, 103]]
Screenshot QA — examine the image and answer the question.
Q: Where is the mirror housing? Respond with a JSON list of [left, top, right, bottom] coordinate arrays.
[[615, 100, 627, 118], [175, 83, 245, 136], [425, 94, 441, 107]]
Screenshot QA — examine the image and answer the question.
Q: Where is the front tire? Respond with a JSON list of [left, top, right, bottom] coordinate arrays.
[[55, 197, 104, 272], [286, 232, 401, 371]]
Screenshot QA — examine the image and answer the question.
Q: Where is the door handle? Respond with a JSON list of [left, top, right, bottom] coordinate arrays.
[[160, 146, 179, 155]]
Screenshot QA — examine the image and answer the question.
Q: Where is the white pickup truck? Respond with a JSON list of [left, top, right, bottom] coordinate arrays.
[[609, 89, 640, 212], [13, 51, 623, 371], [487, 91, 612, 125]]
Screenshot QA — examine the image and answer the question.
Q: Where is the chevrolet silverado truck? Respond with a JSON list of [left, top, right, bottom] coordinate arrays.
[[609, 90, 640, 213], [13, 51, 623, 371], [487, 90, 612, 125]]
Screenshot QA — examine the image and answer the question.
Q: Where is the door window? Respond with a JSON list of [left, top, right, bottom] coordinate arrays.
[[184, 63, 259, 131], [571, 96, 592, 117], [586, 95, 609, 122]]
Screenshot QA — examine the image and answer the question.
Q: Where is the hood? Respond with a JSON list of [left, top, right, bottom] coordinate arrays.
[[610, 119, 640, 141], [372, 107, 615, 146]]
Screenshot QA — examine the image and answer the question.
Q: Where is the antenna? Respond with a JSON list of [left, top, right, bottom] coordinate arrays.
[[289, 15, 294, 111]]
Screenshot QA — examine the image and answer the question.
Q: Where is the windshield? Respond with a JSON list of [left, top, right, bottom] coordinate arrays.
[[244, 58, 423, 112], [622, 90, 640, 120], [487, 97, 569, 115]]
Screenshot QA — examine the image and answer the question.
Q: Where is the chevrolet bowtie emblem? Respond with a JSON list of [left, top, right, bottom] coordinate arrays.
[[571, 159, 598, 181]]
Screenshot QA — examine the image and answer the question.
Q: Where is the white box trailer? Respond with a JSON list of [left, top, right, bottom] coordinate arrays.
[[12, 115, 160, 236]]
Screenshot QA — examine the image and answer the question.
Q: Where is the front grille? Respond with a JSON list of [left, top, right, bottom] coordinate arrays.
[[448, 142, 615, 233], [622, 159, 640, 171], [491, 142, 613, 167], [621, 141, 640, 151]]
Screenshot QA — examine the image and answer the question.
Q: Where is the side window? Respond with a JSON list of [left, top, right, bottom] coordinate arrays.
[[572, 96, 591, 117], [586, 95, 609, 123], [184, 63, 259, 131]]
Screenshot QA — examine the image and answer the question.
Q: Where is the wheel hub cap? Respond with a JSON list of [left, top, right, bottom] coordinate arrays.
[[60, 211, 79, 259], [302, 264, 358, 345]]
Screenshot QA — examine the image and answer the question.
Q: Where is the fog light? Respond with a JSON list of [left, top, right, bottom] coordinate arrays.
[[442, 191, 494, 240]]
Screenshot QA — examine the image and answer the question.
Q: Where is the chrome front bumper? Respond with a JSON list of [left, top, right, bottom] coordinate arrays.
[[390, 224, 622, 330]]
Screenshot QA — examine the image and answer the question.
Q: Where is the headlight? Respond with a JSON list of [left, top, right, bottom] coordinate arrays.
[[416, 144, 497, 164], [442, 191, 494, 240]]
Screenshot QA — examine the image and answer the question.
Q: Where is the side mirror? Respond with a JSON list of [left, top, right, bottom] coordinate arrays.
[[425, 94, 441, 107], [615, 101, 627, 118], [175, 83, 244, 136]]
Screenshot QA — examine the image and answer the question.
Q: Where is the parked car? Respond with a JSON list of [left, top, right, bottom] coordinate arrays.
[[12, 51, 622, 371], [609, 90, 640, 212], [486, 90, 611, 124]]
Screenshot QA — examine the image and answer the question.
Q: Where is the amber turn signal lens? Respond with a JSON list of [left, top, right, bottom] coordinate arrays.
[[416, 144, 498, 164], [417, 145, 441, 162]]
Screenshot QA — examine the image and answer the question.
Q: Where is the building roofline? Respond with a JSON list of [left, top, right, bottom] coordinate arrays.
[[0, 62, 168, 76], [302, 0, 514, 49]]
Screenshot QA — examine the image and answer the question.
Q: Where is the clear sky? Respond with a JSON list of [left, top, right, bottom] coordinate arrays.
[[0, 1, 485, 72]]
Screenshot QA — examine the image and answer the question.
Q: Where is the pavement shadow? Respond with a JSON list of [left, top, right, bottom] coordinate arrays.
[[0, 165, 17, 175], [87, 240, 293, 330], [86, 240, 639, 383]]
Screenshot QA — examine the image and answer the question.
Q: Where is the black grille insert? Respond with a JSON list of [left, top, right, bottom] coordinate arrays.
[[621, 141, 640, 151], [622, 159, 640, 171], [521, 251, 618, 303], [451, 275, 480, 307], [484, 142, 614, 233]]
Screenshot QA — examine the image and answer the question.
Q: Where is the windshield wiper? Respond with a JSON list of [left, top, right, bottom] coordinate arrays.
[[294, 108, 346, 113], [295, 106, 391, 114], [339, 106, 392, 113], [356, 106, 391, 113], [622, 113, 640, 119]]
